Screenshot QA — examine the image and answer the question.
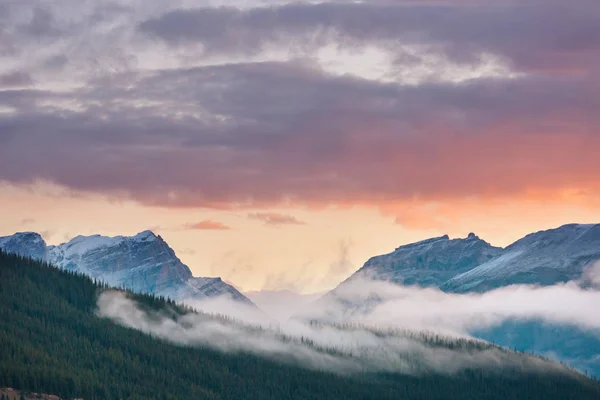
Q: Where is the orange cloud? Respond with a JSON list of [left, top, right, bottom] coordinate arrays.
[[248, 212, 306, 226], [184, 220, 231, 230]]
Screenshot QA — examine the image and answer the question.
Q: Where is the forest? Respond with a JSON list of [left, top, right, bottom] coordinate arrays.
[[1, 250, 599, 400]]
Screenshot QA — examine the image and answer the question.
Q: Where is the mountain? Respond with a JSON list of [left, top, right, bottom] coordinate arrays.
[[325, 223, 600, 378], [0, 230, 253, 305], [0, 232, 47, 261], [442, 224, 600, 292], [337, 224, 600, 293], [342, 233, 503, 287], [2, 250, 600, 400]]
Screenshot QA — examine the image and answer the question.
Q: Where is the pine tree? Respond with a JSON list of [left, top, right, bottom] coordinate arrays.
[[0, 250, 599, 400]]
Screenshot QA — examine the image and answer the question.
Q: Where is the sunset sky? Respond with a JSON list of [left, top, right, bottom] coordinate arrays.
[[1, 0, 599, 294]]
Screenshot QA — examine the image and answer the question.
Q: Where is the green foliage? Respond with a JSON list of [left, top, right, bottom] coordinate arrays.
[[1, 251, 599, 400]]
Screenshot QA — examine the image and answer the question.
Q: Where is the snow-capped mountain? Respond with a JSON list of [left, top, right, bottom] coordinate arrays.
[[342, 233, 503, 288], [0, 230, 254, 306], [0, 232, 47, 261], [442, 223, 600, 292], [315, 232, 504, 321], [323, 223, 600, 378]]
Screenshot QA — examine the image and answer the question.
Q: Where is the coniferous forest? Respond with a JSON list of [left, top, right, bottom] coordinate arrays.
[[1, 251, 599, 400]]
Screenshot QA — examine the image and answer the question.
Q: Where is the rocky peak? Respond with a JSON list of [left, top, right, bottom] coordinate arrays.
[[345, 233, 503, 288], [0, 229, 255, 306], [0, 231, 47, 260], [444, 223, 600, 293], [47, 231, 194, 292], [132, 230, 159, 242]]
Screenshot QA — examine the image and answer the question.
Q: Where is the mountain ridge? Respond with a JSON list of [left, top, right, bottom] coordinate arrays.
[[443, 223, 600, 292], [326, 222, 600, 378], [343, 231, 503, 288], [0, 230, 254, 306]]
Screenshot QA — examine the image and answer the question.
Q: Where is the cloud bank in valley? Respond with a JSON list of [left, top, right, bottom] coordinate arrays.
[[96, 264, 600, 375], [96, 290, 570, 376], [310, 277, 600, 335]]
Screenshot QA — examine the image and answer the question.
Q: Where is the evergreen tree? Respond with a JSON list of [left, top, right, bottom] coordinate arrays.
[[0, 250, 599, 400]]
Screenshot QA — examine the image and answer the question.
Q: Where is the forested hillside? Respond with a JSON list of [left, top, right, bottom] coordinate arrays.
[[1, 251, 599, 400]]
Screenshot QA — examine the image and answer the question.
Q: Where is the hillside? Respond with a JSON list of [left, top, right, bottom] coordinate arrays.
[[1, 251, 599, 399]]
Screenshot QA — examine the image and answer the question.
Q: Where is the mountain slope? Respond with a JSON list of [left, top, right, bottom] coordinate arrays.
[[0, 232, 47, 261], [442, 224, 600, 292], [1, 251, 600, 400], [342, 233, 502, 288], [0, 231, 253, 305], [326, 223, 600, 378]]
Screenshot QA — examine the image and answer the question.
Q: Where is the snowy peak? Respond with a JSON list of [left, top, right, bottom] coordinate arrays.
[[54, 234, 126, 257], [0, 232, 47, 260], [0, 229, 254, 306], [344, 233, 503, 288], [339, 224, 600, 294], [393, 234, 449, 251], [443, 223, 600, 292], [132, 229, 158, 242], [46, 230, 194, 293], [52, 230, 160, 258], [508, 223, 600, 251]]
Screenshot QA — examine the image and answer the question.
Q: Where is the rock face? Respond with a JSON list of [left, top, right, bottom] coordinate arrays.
[[0, 230, 254, 306], [344, 233, 503, 287], [0, 232, 47, 261], [442, 224, 600, 292], [46, 230, 194, 295]]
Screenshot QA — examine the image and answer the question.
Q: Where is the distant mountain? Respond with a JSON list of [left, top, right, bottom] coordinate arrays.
[[0, 231, 47, 261], [442, 224, 600, 292], [324, 223, 600, 377], [0, 230, 253, 305], [342, 233, 502, 287], [335, 224, 600, 293]]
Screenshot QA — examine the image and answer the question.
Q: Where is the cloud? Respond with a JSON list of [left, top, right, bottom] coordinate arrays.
[[0, 0, 599, 220], [96, 289, 575, 376], [184, 220, 231, 230], [248, 212, 306, 226], [178, 248, 197, 255], [309, 276, 600, 335], [0, 63, 598, 212], [138, 1, 600, 75], [95, 262, 600, 376], [581, 261, 600, 288], [244, 290, 324, 321], [0, 71, 34, 88]]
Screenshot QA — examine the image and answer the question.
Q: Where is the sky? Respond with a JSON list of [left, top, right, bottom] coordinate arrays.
[[1, 0, 599, 294]]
